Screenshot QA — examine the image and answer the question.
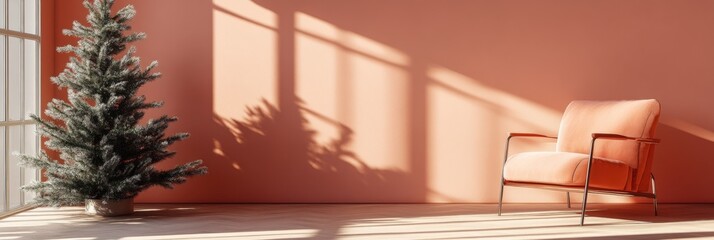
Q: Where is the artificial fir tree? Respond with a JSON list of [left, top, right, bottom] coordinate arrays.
[[19, 0, 207, 207]]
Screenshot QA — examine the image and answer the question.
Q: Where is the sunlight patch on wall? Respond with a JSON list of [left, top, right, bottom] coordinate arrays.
[[214, 0, 277, 28], [426, 71, 498, 202], [426, 65, 569, 203], [296, 13, 409, 67], [295, 31, 341, 144], [295, 13, 410, 171], [662, 118, 714, 142], [296, 12, 340, 41], [427, 66, 562, 131], [213, 2, 278, 122], [348, 53, 409, 171], [340, 31, 409, 67]]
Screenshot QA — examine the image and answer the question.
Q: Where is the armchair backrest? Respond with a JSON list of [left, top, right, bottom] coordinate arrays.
[[556, 99, 660, 191]]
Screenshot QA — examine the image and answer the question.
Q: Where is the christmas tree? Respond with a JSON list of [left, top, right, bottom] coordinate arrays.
[[19, 0, 207, 207]]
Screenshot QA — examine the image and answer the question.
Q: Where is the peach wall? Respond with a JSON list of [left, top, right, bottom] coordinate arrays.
[[39, 0, 55, 172], [40, 0, 53, 107], [50, 0, 714, 203]]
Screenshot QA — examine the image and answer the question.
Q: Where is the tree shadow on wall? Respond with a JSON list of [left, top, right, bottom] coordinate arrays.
[[213, 99, 418, 202]]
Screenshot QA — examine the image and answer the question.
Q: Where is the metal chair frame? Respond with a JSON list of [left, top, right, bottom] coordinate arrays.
[[497, 133, 660, 226]]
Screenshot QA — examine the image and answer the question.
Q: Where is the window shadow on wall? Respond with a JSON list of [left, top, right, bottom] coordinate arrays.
[[208, 0, 430, 203], [211, 98, 418, 202]]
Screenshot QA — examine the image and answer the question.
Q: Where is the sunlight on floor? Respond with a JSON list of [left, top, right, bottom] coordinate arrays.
[[121, 229, 318, 240], [2, 204, 714, 240]]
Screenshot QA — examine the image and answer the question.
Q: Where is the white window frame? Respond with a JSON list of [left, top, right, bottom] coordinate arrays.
[[0, 0, 40, 217]]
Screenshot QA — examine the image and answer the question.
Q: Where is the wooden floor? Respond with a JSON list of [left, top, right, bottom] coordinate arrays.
[[1, 204, 714, 239]]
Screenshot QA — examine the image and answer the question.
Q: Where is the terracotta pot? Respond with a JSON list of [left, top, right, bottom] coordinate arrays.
[[85, 198, 134, 217]]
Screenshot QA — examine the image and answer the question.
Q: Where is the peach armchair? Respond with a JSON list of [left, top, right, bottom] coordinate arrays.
[[498, 99, 661, 226]]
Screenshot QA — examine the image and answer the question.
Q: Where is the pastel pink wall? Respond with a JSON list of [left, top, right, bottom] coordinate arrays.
[[49, 0, 714, 203]]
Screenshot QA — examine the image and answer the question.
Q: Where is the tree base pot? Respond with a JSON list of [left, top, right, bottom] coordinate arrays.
[[85, 198, 134, 217]]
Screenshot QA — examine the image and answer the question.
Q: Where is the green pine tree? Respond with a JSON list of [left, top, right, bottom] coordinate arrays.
[[19, 0, 207, 207]]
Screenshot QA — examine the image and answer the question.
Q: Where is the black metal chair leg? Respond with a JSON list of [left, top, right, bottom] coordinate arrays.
[[566, 192, 571, 209], [498, 182, 504, 216], [651, 173, 658, 216]]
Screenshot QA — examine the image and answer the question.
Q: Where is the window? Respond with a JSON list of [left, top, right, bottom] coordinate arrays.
[[0, 0, 40, 216]]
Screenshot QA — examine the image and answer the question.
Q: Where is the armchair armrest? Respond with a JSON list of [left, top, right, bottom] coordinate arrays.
[[591, 133, 661, 144], [509, 132, 557, 139]]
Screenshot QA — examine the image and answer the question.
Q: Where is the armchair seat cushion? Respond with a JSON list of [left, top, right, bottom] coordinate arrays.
[[503, 152, 632, 190]]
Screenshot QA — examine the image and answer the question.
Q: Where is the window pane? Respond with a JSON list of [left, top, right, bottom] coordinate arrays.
[[24, 40, 36, 119], [24, 0, 36, 34], [8, 37, 21, 121], [8, 125, 21, 209], [0, 0, 6, 29], [8, 0, 20, 32], [0, 0, 39, 214], [23, 125, 36, 202], [0, 36, 5, 121], [0, 127, 5, 212]]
